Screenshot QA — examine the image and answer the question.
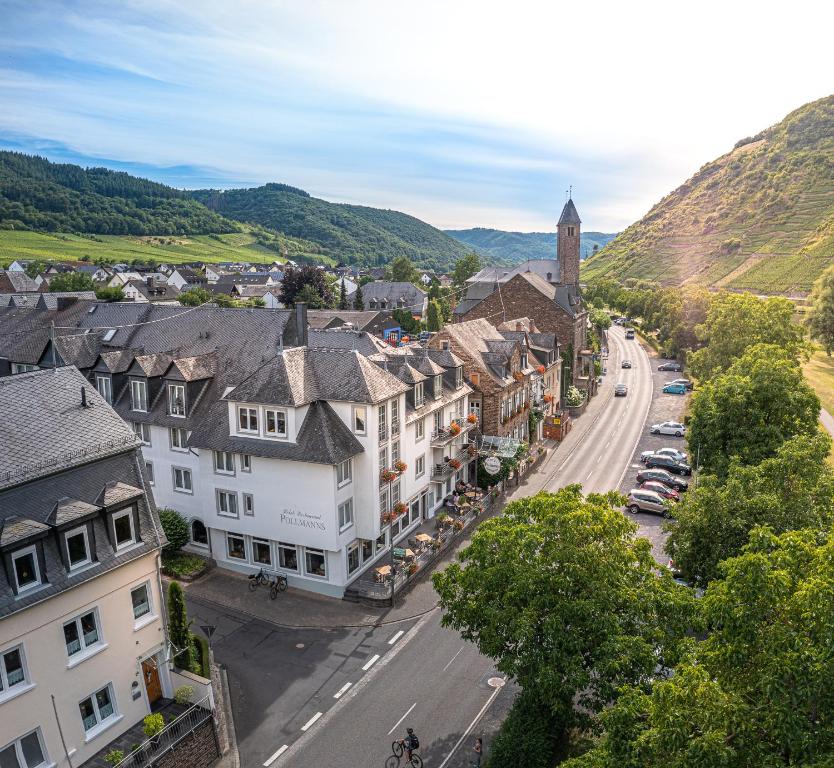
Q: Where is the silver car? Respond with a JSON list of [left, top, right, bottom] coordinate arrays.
[[641, 447, 689, 464], [626, 489, 670, 517], [650, 421, 686, 437]]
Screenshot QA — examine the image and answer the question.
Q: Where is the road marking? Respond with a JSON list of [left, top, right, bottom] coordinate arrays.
[[263, 745, 288, 766], [362, 653, 380, 671], [333, 682, 352, 699], [437, 678, 506, 768], [586, 471, 593, 480], [387, 701, 417, 735], [596, 454, 602, 464], [300, 712, 323, 731], [442, 646, 465, 671], [388, 630, 405, 645]]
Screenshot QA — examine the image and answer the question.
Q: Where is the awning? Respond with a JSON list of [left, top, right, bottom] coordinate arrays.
[[477, 435, 522, 458]]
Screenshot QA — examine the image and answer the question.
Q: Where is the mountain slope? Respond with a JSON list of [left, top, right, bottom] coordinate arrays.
[[582, 94, 834, 295], [190, 184, 472, 270], [446, 228, 616, 263]]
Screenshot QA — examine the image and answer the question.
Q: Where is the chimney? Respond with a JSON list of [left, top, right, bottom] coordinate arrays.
[[295, 302, 308, 347]]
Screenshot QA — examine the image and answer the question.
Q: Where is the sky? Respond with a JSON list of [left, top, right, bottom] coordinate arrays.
[[0, 0, 832, 232]]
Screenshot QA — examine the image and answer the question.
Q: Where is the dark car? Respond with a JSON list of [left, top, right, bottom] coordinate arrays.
[[621, 359, 632, 369], [636, 468, 689, 492], [658, 361, 683, 372], [639, 480, 680, 501], [644, 453, 692, 475], [625, 329, 635, 339]]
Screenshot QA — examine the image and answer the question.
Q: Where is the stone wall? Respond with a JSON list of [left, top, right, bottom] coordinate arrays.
[[155, 718, 218, 768]]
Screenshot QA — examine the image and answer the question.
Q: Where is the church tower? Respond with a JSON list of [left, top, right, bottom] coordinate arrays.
[[557, 196, 581, 286]]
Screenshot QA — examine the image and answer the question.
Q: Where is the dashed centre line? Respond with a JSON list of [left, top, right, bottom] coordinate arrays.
[[334, 682, 352, 699], [301, 712, 323, 731], [442, 646, 465, 671], [263, 745, 288, 767], [388, 630, 405, 645], [362, 653, 380, 671]]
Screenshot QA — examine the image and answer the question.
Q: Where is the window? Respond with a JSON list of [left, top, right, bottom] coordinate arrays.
[[415, 417, 424, 441], [238, 407, 258, 433], [169, 427, 187, 451], [279, 543, 298, 571], [168, 383, 185, 416], [173, 467, 193, 494], [353, 406, 367, 435], [214, 451, 235, 475], [252, 538, 271, 566], [132, 421, 151, 445], [65, 526, 91, 570], [391, 441, 400, 465], [130, 379, 147, 412], [11, 547, 40, 593], [379, 445, 388, 474], [265, 409, 287, 437], [130, 583, 152, 621], [95, 375, 112, 404], [243, 493, 254, 516], [217, 490, 239, 518], [414, 382, 424, 407], [10, 363, 38, 374], [455, 366, 463, 389], [415, 455, 425, 478], [112, 509, 135, 549], [433, 410, 442, 436], [79, 684, 116, 733], [336, 458, 352, 487], [226, 534, 246, 560], [470, 372, 480, 386], [521, 352, 528, 370], [567, 226, 575, 237], [361, 539, 374, 563], [392, 480, 401, 507], [391, 399, 400, 435], [410, 498, 421, 524], [338, 499, 354, 531], [191, 519, 208, 546], [378, 404, 387, 438], [0, 646, 28, 699], [433, 374, 442, 399], [304, 548, 327, 578], [241, 454, 252, 473], [470, 401, 481, 421], [64, 611, 101, 658], [145, 461, 154, 485], [347, 543, 360, 575], [0, 730, 48, 768]]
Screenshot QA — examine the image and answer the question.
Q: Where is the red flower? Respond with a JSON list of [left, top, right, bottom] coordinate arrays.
[[449, 422, 462, 435], [393, 459, 407, 473], [467, 413, 478, 424], [536, 365, 546, 374], [449, 458, 462, 470]]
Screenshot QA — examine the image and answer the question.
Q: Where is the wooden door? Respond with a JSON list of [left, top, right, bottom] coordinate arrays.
[[142, 658, 162, 704]]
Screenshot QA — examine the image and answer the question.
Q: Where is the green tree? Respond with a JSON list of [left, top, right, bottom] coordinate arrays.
[[433, 487, 694, 729], [158, 508, 189, 552], [178, 287, 234, 307], [451, 252, 481, 287], [167, 581, 193, 671], [338, 279, 349, 310], [426, 299, 442, 331], [666, 432, 834, 586], [392, 308, 420, 335], [485, 689, 563, 768], [387, 255, 417, 283], [428, 277, 441, 302], [94, 286, 124, 302], [352, 283, 364, 310], [294, 283, 328, 309], [280, 265, 334, 308], [687, 343, 820, 476], [807, 262, 834, 355], [589, 307, 612, 335], [49, 272, 95, 292], [24, 260, 47, 278]]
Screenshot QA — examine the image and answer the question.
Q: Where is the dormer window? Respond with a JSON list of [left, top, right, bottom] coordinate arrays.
[[168, 384, 186, 417], [265, 409, 287, 438], [433, 374, 442, 400], [130, 379, 147, 412], [112, 509, 135, 550], [95, 375, 112, 404], [238, 407, 259, 434], [65, 526, 91, 570], [414, 382, 424, 408], [454, 366, 463, 389], [11, 546, 40, 594]]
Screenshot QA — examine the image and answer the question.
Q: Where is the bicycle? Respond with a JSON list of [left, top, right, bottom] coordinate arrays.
[[247, 568, 288, 599], [385, 739, 423, 767]]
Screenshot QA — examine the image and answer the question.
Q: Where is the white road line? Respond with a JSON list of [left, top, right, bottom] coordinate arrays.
[[596, 454, 602, 464], [300, 712, 323, 731], [586, 471, 593, 480], [442, 646, 465, 672], [263, 745, 288, 766], [333, 682, 352, 699], [362, 653, 380, 671], [387, 701, 417, 735], [388, 630, 405, 645], [437, 680, 505, 768]]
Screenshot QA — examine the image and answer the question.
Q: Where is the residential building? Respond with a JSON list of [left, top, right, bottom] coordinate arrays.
[[0, 367, 169, 767], [0, 271, 40, 294], [307, 309, 400, 337], [357, 282, 427, 319]]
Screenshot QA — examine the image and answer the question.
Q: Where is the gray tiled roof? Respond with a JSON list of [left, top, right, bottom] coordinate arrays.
[[558, 198, 582, 225], [360, 281, 427, 311], [46, 498, 102, 527], [307, 310, 394, 331], [97, 481, 144, 507], [0, 517, 51, 547], [307, 329, 388, 356]]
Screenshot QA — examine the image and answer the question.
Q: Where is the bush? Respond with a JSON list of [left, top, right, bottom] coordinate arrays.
[[161, 551, 206, 579], [191, 633, 210, 677], [104, 750, 124, 766], [564, 386, 585, 407], [158, 508, 189, 551], [485, 690, 563, 768], [174, 685, 194, 705], [142, 713, 165, 739]]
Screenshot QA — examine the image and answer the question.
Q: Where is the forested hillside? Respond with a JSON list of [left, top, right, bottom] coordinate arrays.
[[582, 94, 834, 294], [446, 227, 616, 263]]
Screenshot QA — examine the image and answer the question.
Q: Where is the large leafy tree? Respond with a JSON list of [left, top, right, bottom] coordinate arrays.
[[666, 432, 834, 586], [280, 265, 334, 308], [49, 272, 95, 292], [807, 262, 834, 355], [433, 487, 694, 727], [426, 299, 442, 331], [387, 255, 418, 283], [178, 286, 235, 307], [687, 343, 819, 477], [451, 252, 481, 287], [567, 526, 834, 768]]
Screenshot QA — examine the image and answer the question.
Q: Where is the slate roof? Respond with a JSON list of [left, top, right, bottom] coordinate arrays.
[[360, 282, 427, 312], [306, 310, 396, 331], [307, 329, 388, 356], [46, 497, 102, 527], [454, 271, 583, 320], [125, 279, 182, 301], [0, 271, 40, 293], [435, 318, 522, 384], [558, 198, 582, 225]]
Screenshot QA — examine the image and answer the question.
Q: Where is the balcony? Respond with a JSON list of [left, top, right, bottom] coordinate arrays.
[[431, 445, 475, 481], [430, 417, 475, 447]]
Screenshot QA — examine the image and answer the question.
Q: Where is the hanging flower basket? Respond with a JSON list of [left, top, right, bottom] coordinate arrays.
[[467, 412, 478, 424], [449, 458, 462, 470], [513, 371, 524, 382], [393, 501, 408, 517], [380, 468, 398, 484], [381, 511, 393, 524], [449, 422, 462, 435], [536, 365, 546, 374], [393, 459, 407, 473]]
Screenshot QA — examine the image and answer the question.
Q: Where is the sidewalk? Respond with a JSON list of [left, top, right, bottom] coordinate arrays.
[[821, 408, 834, 438]]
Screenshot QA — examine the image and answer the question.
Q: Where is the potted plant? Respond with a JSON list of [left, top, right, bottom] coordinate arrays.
[[104, 750, 124, 766], [380, 468, 398, 484], [436, 512, 450, 528], [393, 459, 407, 473], [467, 412, 478, 424], [536, 365, 546, 374], [453, 519, 465, 531], [407, 562, 418, 576], [449, 458, 462, 470], [143, 713, 165, 746], [543, 393, 553, 403], [381, 511, 393, 524], [393, 502, 408, 518], [467, 444, 477, 457], [449, 422, 462, 435]]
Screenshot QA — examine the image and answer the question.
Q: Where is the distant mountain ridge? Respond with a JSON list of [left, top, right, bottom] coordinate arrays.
[[446, 227, 617, 263], [582, 94, 834, 295]]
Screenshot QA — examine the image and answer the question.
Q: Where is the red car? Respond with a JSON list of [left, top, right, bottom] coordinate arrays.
[[639, 480, 680, 501]]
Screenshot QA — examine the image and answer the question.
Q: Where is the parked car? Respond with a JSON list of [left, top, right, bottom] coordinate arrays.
[[662, 382, 687, 395], [650, 421, 686, 437], [658, 361, 683, 372], [621, 359, 632, 368], [625, 329, 635, 339], [641, 447, 688, 464], [636, 468, 689, 492], [626, 489, 670, 517], [614, 383, 628, 397], [640, 480, 680, 501], [644, 453, 692, 475], [670, 378, 693, 390]]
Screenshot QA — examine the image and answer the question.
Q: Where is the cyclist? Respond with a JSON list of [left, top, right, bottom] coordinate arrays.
[[402, 728, 419, 761]]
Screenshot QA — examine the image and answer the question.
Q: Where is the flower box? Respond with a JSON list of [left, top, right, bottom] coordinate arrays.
[[393, 459, 407, 473], [543, 394, 553, 403], [393, 502, 408, 517], [449, 422, 462, 435], [512, 371, 524, 382], [536, 365, 546, 374], [449, 458, 462, 470], [467, 413, 478, 424], [380, 469, 398, 484]]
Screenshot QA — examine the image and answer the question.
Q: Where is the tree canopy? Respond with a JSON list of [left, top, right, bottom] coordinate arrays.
[[49, 272, 94, 292], [451, 252, 482, 287], [178, 286, 234, 307], [279, 265, 334, 308], [807, 262, 834, 355], [386, 254, 418, 283]]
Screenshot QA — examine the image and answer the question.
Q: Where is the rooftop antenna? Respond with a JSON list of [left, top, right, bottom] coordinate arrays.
[[569, 185, 572, 200]]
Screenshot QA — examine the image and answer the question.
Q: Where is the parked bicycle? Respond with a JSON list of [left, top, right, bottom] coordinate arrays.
[[247, 568, 288, 599]]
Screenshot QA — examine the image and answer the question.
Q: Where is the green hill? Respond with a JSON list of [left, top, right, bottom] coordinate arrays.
[[190, 184, 472, 270], [582, 94, 834, 295], [446, 228, 616, 263]]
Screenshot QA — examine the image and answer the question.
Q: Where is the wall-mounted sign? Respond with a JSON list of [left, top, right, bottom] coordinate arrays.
[[280, 507, 326, 531], [483, 456, 501, 475]]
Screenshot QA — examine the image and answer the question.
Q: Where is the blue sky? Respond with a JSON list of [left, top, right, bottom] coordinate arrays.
[[1, 0, 832, 232]]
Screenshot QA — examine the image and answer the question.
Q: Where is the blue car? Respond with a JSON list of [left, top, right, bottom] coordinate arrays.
[[663, 383, 687, 395]]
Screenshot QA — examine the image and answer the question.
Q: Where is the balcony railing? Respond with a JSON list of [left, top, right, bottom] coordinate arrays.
[[430, 417, 475, 447], [431, 445, 475, 481]]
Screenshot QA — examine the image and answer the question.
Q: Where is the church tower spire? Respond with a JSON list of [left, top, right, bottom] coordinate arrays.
[[557, 195, 581, 286]]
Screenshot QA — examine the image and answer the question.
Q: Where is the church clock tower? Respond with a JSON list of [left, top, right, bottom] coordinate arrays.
[[557, 196, 581, 286]]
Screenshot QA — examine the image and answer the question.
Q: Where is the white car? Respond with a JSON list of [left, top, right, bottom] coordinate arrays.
[[641, 447, 688, 464], [650, 421, 686, 437]]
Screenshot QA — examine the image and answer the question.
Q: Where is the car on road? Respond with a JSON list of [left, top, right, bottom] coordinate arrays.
[[636, 468, 689, 492], [639, 480, 680, 501], [670, 378, 693, 391], [662, 382, 687, 395], [658, 361, 683, 372], [625, 329, 635, 339], [650, 421, 686, 437], [644, 453, 692, 475], [614, 383, 628, 397], [621, 359, 632, 368], [626, 489, 670, 517], [641, 447, 688, 464]]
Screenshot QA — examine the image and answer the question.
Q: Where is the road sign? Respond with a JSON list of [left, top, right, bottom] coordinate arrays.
[[200, 625, 216, 640], [483, 456, 501, 475]]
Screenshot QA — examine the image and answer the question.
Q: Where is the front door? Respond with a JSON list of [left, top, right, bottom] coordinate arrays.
[[142, 658, 162, 705]]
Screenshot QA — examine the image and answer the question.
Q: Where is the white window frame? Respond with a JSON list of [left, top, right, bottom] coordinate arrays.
[[168, 383, 186, 417], [11, 546, 40, 594], [78, 683, 119, 739], [337, 459, 352, 488], [414, 382, 424, 407], [251, 538, 272, 566], [433, 374, 442, 399], [243, 493, 255, 517], [0, 644, 31, 703], [172, 466, 193, 494], [415, 455, 425, 478], [145, 461, 154, 485], [455, 366, 463, 389], [391, 441, 400, 465], [415, 417, 424, 441], [217, 489, 239, 518], [112, 509, 135, 550], [353, 406, 367, 435], [240, 454, 252, 473], [264, 408, 287, 438], [347, 542, 361, 576], [214, 451, 235, 475], [278, 542, 299, 571], [63, 609, 105, 663], [237, 406, 259, 434], [0, 729, 49, 768], [169, 426, 188, 452], [95, 375, 112, 404], [65, 525, 91, 570], [304, 547, 327, 579], [226, 533, 246, 561], [132, 421, 151, 445], [130, 582, 156, 629], [338, 498, 354, 532], [130, 379, 147, 412]]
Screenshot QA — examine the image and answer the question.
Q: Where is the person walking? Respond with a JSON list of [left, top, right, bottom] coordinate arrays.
[[472, 737, 483, 767]]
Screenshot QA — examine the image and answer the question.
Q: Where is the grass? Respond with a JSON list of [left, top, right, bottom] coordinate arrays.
[[161, 551, 207, 579], [801, 348, 834, 467]]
